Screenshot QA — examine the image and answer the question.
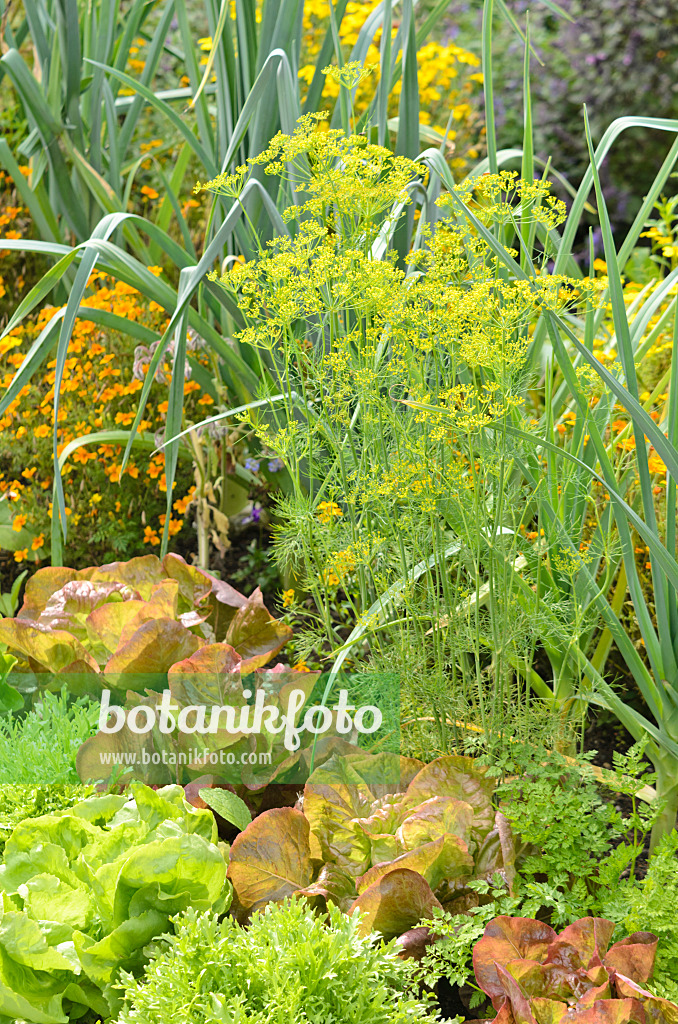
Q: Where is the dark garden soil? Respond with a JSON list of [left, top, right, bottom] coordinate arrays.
[[584, 709, 637, 768]]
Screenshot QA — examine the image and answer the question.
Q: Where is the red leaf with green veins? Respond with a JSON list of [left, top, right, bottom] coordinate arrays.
[[349, 868, 442, 940]]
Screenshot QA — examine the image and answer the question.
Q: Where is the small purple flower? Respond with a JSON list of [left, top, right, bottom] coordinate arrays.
[[244, 458, 260, 473], [186, 328, 206, 353], [242, 503, 262, 526], [267, 458, 284, 472], [207, 421, 229, 440], [132, 339, 192, 384]]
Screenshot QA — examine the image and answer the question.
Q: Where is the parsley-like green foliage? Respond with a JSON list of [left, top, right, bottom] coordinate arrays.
[[419, 745, 678, 1000], [116, 897, 446, 1024], [620, 831, 678, 1002], [487, 743, 661, 925], [420, 874, 521, 1000]]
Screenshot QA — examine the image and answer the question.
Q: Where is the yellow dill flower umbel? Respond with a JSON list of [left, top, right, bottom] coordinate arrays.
[[316, 501, 343, 524]]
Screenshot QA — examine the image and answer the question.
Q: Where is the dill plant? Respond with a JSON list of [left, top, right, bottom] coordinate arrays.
[[200, 73, 605, 757]]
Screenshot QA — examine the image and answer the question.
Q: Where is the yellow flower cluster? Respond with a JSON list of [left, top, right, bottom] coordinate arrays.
[[319, 535, 385, 588], [200, 116, 426, 245], [299, 0, 484, 172], [316, 500, 343, 524], [209, 127, 611, 622], [446, 171, 568, 232]]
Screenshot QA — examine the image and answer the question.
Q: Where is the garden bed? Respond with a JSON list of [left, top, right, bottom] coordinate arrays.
[[1, 0, 678, 1020]]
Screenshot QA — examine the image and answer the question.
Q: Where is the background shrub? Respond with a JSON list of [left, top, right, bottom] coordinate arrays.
[[463, 0, 678, 239]]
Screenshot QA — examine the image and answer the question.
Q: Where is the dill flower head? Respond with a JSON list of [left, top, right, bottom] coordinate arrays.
[[194, 164, 248, 197], [440, 170, 568, 233], [317, 500, 343, 524], [321, 60, 377, 90]]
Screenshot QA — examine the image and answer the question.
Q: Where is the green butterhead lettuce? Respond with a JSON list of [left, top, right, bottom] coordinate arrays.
[[0, 782, 230, 1022]]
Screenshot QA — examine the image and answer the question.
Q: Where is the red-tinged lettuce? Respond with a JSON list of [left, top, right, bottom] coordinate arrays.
[[0, 554, 292, 703], [226, 752, 514, 939], [472, 915, 678, 1024], [76, 644, 323, 786], [0, 783, 231, 1024]]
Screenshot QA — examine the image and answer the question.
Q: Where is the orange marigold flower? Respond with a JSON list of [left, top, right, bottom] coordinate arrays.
[[31, 533, 45, 551], [648, 454, 667, 475], [141, 186, 159, 200], [173, 487, 196, 515], [72, 449, 96, 465], [158, 513, 183, 537], [13, 548, 28, 563], [143, 525, 160, 546], [12, 514, 27, 531]]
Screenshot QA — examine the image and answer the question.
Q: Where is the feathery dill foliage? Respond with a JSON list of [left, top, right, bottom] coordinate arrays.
[[200, 92, 605, 754]]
